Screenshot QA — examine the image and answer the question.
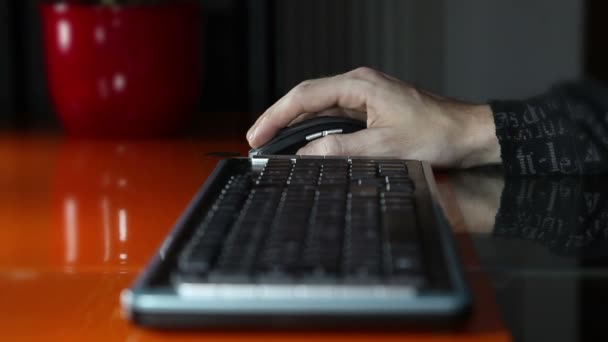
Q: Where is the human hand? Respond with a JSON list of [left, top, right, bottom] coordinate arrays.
[[449, 170, 505, 233], [247, 67, 500, 168]]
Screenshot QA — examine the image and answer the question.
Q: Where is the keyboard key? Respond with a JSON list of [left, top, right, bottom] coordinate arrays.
[[177, 157, 426, 289], [350, 185, 378, 197], [381, 205, 422, 278]]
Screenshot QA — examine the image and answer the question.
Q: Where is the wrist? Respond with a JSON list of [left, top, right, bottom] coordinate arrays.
[[456, 103, 501, 168]]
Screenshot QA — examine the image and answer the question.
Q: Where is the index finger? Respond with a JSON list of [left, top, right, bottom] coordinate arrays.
[[247, 74, 372, 148]]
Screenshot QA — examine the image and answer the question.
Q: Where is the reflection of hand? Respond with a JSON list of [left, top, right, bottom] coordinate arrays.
[[247, 67, 501, 168], [450, 170, 505, 233]]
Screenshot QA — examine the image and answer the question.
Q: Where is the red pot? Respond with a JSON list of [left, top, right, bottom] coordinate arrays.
[[40, 2, 202, 137]]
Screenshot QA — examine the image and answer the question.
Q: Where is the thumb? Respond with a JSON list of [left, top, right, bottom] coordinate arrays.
[[296, 129, 381, 156]]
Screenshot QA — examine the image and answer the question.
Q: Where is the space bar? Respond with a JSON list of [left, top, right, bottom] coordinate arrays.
[[176, 283, 416, 299]]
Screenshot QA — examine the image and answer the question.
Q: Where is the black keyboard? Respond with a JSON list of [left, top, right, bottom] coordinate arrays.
[[176, 157, 424, 286], [123, 156, 471, 328]]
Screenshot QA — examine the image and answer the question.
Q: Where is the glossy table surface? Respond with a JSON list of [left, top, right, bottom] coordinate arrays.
[[0, 134, 510, 341], [449, 171, 608, 342]]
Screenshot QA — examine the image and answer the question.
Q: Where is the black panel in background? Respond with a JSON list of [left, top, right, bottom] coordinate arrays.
[[585, 0, 608, 83], [24, 0, 56, 129], [581, 277, 608, 342], [2, 0, 29, 129], [0, 0, 12, 127], [246, 0, 275, 117], [199, 1, 248, 113]]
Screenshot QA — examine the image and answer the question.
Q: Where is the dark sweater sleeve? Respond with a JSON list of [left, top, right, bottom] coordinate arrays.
[[490, 80, 608, 175]]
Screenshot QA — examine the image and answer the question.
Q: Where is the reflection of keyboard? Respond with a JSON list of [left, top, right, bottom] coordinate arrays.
[[122, 156, 471, 328], [177, 158, 422, 285]]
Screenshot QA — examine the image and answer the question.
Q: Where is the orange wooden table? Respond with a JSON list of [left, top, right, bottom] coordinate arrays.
[[0, 134, 511, 341]]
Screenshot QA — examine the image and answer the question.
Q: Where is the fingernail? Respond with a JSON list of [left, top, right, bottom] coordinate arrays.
[[247, 127, 255, 141], [249, 127, 259, 144]]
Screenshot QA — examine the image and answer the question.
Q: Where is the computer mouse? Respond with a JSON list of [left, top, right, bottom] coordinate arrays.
[[248, 116, 366, 156]]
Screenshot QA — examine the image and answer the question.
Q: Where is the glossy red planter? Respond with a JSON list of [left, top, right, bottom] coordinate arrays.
[[40, 2, 201, 137]]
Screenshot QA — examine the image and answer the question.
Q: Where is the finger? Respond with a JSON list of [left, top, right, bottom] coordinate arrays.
[[247, 75, 373, 148], [287, 107, 367, 127], [287, 112, 318, 126], [246, 87, 308, 143], [296, 128, 395, 157], [246, 98, 286, 142]]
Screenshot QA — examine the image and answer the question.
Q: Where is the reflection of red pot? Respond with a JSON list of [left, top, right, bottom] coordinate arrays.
[[40, 2, 201, 137], [49, 140, 213, 270]]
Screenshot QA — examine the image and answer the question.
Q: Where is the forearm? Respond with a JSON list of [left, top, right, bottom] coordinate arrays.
[[491, 81, 608, 175]]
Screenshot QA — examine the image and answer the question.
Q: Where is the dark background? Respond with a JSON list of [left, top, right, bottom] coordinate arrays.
[[585, 0, 608, 84], [0, 0, 606, 131]]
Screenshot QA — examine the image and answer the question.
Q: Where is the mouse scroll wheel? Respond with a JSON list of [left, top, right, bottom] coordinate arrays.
[[305, 129, 344, 141]]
